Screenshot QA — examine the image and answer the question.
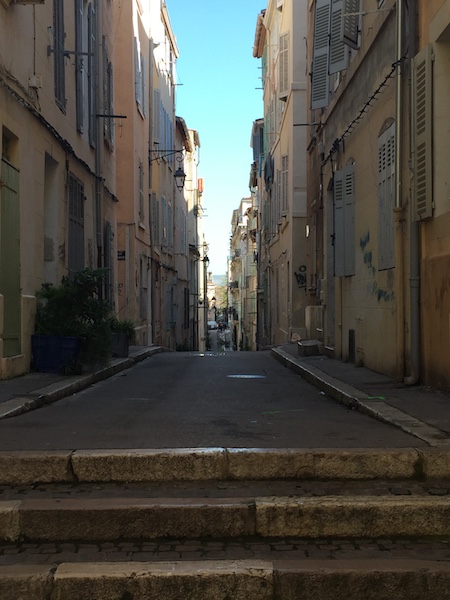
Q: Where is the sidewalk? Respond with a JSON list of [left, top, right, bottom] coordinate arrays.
[[273, 343, 450, 447], [0, 345, 163, 420]]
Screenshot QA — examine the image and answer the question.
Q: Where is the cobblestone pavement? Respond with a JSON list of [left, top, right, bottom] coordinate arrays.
[[2, 537, 450, 565], [1, 479, 450, 500]]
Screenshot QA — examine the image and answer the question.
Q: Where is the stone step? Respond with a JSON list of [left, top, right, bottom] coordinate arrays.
[[3, 559, 450, 600], [2, 447, 450, 485], [3, 495, 450, 542]]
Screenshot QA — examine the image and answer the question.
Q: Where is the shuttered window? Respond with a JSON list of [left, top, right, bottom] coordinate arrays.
[[329, 0, 349, 74], [75, 0, 84, 131], [278, 33, 289, 100], [334, 164, 355, 276], [53, 0, 66, 111], [153, 90, 161, 144], [103, 38, 114, 145], [152, 193, 160, 247], [281, 155, 288, 215], [139, 161, 144, 222], [311, 0, 331, 109], [68, 174, 85, 273], [412, 45, 433, 220], [342, 0, 360, 49], [88, 2, 97, 147], [378, 124, 395, 270], [104, 221, 114, 306]]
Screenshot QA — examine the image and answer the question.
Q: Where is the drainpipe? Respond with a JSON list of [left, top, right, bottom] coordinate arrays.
[[404, 0, 420, 385], [394, 0, 405, 381]]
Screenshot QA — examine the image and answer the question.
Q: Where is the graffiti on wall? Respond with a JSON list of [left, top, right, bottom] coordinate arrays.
[[294, 265, 307, 289]]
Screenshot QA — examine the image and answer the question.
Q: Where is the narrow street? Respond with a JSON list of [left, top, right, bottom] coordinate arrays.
[[0, 351, 421, 450]]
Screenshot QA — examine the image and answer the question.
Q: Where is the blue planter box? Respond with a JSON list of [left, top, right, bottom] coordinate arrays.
[[31, 335, 81, 374]]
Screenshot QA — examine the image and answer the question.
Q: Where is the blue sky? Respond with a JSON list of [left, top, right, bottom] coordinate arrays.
[[167, 0, 264, 277]]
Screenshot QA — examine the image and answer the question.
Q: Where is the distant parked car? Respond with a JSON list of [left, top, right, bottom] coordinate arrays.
[[207, 321, 219, 330]]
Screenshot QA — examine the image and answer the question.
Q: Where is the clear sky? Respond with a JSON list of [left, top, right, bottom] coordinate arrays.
[[166, 0, 264, 277]]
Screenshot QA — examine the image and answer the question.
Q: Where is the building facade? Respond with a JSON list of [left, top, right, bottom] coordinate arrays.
[[0, 0, 204, 378], [253, 0, 309, 348]]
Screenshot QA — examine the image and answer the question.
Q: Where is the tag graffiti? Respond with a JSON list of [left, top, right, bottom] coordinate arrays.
[[294, 265, 307, 289]]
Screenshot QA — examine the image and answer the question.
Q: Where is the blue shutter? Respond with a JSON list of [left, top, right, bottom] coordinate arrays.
[[329, 0, 349, 74], [311, 0, 331, 109], [342, 0, 360, 49], [343, 164, 355, 276]]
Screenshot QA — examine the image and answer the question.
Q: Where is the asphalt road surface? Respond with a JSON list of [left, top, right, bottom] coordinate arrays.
[[0, 351, 423, 450]]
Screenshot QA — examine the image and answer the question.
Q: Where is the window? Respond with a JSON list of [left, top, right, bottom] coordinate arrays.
[[53, 0, 66, 111], [88, 2, 97, 147], [75, 0, 84, 131], [134, 38, 146, 117], [153, 90, 161, 144], [278, 33, 289, 100], [342, 0, 360, 49], [334, 164, 355, 276], [68, 174, 85, 273], [412, 45, 433, 220], [378, 123, 395, 270], [139, 161, 144, 222], [103, 37, 114, 145], [281, 155, 288, 214], [152, 192, 160, 247], [311, 0, 349, 109], [161, 196, 167, 245]]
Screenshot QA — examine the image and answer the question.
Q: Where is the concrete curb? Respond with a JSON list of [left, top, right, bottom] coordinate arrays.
[[3, 560, 450, 600], [271, 347, 450, 447], [0, 346, 163, 421], [1, 447, 450, 485]]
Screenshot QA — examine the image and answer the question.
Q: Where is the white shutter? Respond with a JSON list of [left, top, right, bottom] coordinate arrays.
[[342, 0, 360, 49], [378, 124, 395, 270], [153, 90, 160, 143], [412, 45, 433, 220], [278, 33, 289, 100], [311, 0, 331, 110], [329, 0, 349, 74], [334, 169, 345, 276]]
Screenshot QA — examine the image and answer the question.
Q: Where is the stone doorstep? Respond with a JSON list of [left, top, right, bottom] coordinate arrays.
[[2, 447, 450, 485], [3, 560, 450, 600], [2, 495, 450, 542]]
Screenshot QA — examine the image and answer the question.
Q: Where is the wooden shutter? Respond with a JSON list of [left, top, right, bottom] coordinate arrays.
[[378, 124, 395, 270], [342, 0, 360, 49], [311, 0, 331, 109], [68, 174, 85, 273], [412, 45, 433, 220], [278, 33, 289, 100], [329, 0, 349, 74]]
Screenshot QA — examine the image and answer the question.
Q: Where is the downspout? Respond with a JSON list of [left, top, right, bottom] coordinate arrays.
[[394, 0, 405, 381], [404, 0, 420, 385], [95, 0, 102, 269]]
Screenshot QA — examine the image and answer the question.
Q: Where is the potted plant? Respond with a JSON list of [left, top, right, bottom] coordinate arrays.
[[32, 268, 112, 374], [109, 317, 136, 358]]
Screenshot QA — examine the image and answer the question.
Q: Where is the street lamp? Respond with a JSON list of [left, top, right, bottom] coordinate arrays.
[[149, 148, 186, 191]]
